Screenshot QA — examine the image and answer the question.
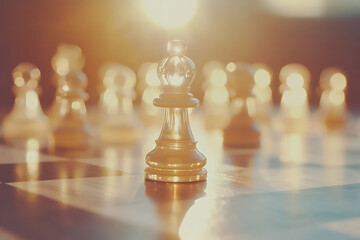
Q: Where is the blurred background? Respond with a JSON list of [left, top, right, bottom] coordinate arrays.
[[1, 0, 360, 109]]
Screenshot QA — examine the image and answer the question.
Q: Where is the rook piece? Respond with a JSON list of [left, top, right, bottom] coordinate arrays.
[[50, 71, 96, 155], [145, 40, 207, 182], [223, 63, 260, 149], [3, 63, 50, 147]]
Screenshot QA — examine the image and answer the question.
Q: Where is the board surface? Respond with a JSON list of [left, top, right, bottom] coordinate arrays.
[[1, 111, 360, 240]]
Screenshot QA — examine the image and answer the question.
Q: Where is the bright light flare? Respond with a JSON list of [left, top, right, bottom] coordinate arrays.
[[329, 90, 345, 106], [262, 0, 326, 18], [25, 91, 40, 111], [141, 0, 198, 28], [254, 69, 271, 87], [226, 62, 237, 72], [55, 57, 70, 76], [330, 73, 347, 91], [145, 64, 160, 87], [286, 73, 304, 90], [209, 69, 227, 87]]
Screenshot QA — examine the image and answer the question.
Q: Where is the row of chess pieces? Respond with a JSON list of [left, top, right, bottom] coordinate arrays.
[[1, 43, 348, 156]]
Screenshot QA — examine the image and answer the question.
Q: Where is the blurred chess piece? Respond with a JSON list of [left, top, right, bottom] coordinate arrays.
[[98, 63, 140, 144], [137, 62, 163, 126], [279, 63, 310, 132], [3, 63, 50, 147], [223, 63, 260, 149], [48, 44, 85, 127], [145, 40, 207, 182], [202, 61, 230, 129], [145, 181, 206, 240], [318, 68, 347, 129], [50, 71, 96, 156], [252, 64, 273, 124]]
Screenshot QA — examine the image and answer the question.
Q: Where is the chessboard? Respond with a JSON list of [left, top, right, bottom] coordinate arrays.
[[1, 110, 360, 240]]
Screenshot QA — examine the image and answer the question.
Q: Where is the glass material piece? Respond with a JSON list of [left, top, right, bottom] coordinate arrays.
[[145, 40, 207, 182]]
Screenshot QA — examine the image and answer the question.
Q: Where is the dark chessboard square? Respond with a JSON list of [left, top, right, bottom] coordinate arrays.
[[0, 161, 127, 183]]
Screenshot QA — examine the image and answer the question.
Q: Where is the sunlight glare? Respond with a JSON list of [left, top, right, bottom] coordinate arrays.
[[141, 0, 198, 28]]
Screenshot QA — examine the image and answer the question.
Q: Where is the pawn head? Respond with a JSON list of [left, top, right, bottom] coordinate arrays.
[[51, 44, 85, 76], [320, 68, 347, 91], [279, 63, 310, 92], [12, 63, 41, 89], [227, 63, 255, 99], [157, 40, 195, 93], [102, 64, 136, 91]]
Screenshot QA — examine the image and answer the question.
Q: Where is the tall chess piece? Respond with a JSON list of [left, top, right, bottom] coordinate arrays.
[[50, 71, 96, 156], [252, 64, 273, 124], [318, 68, 347, 129], [98, 63, 140, 143], [223, 63, 260, 149], [278, 63, 310, 132], [48, 44, 85, 127], [138, 62, 163, 126], [3, 63, 50, 147], [202, 61, 230, 129], [145, 40, 207, 182]]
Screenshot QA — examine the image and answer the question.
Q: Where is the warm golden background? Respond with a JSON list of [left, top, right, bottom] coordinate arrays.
[[1, 0, 360, 109]]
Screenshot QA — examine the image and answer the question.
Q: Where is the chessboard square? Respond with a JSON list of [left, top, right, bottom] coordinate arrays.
[[323, 218, 360, 238], [0, 184, 159, 240], [0, 145, 66, 164], [0, 161, 125, 182], [208, 183, 360, 238], [8, 175, 164, 231]]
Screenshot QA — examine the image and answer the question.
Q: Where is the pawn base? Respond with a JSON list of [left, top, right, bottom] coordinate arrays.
[[145, 140, 207, 183], [50, 124, 97, 157], [145, 168, 207, 182]]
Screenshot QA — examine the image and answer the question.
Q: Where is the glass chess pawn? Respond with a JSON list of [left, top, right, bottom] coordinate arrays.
[[144, 40, 207, 182], [3, 63, 50, 147]]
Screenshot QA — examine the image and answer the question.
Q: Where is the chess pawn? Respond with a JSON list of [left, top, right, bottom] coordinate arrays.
[[145, 40, 207, 182], [202, 61, 230, 129], [138, 62, 163, 126], [50, 71, 96, 155], [3, 63, 50, 147], [223, 64, 260, 149], [48, 44, 85, 127], [279, 63, 310, 132], [318, 68, 347, 129], [252, 64, 273, 124], [98, 63, 140, 144]]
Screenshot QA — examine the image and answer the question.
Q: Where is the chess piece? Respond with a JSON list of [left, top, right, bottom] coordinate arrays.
[[318, 68, 347, 129], [3, 63, 50, 147], [50, 71, 96, 155], [138, 62, 163, 126], [223, 63, 260, 149], [279, 63, 310, 132], [98, 63, 140, 143], [252, 63, 273, 124], [145, 40, 207, 182], [48, 44, 85, 127], [202, 61, 230, 129]]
